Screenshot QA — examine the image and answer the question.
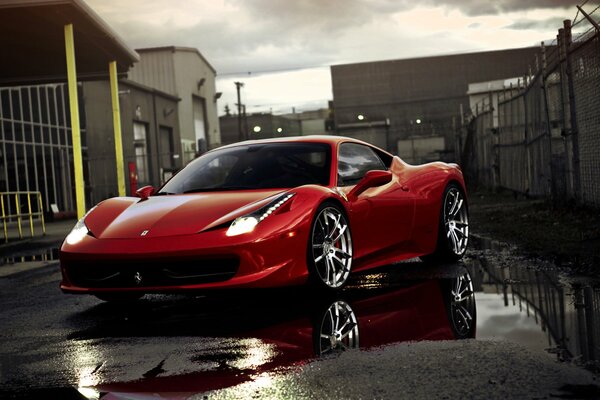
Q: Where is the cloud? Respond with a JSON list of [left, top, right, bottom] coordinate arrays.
[[421, 0, 592, 16], [506, 17, 568, 30], [85, 0, 591, 114]]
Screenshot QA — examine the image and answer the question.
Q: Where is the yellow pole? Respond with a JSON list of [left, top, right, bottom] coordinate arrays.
[[1, 194, 7, 243], [27, 193, 34, 237], [15, 194, 22, 239], [38, 192, 46, 236], [109, 61, 126, 196], [64, 24, 86, 219]]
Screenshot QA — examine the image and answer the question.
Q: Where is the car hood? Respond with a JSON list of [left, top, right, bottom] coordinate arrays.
[[85, 190, 284, 239]]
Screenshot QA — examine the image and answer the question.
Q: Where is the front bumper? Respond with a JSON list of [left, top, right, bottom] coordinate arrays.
[[60, 221, 310, 294]]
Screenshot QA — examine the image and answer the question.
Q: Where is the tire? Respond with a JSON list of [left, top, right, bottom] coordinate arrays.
[[307, 203, 353, 290], [421, 183, 469, 263], [95, 293, 144, 303]]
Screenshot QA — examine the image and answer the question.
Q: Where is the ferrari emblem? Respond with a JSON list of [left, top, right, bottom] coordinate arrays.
[[140, 230, 149, 236], [133, 272, 142, 285]]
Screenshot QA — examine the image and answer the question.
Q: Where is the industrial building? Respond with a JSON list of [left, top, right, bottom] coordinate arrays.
[[219, 107, 334, 146], [219, 113, 301, 145], [331, 46, 544, 162], [128, 46, 221, 162]]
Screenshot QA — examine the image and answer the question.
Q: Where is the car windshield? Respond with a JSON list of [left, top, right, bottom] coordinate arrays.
[[159, 142, 331, 194]]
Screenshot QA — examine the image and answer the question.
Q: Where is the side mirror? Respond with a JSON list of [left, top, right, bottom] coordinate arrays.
[[136, 185, 155, 200], [348, 170, 392, 199]]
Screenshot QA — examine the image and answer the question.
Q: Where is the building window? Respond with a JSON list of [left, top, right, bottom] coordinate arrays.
[[133, 122, 149, 186]]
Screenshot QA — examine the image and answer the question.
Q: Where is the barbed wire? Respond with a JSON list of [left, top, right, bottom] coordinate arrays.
[[573, 2, 600, 27]]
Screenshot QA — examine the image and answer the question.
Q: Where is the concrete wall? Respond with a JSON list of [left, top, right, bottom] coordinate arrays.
[[301, 118, 327, 135], [397, 136, 445, 164]]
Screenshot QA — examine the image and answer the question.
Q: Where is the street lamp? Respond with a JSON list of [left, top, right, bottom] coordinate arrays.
[[357, 114, 365, 121], [253, 126, 262, 133]]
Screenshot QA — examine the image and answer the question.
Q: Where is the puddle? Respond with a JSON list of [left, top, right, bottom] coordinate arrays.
[[2, 235, 599, 398], [61, 270, 475, 397], [467, 236, 600, 370], [0, 247, 59, 265]]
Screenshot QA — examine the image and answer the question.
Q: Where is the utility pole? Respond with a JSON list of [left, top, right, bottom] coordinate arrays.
[[234, 82, 244, 142]]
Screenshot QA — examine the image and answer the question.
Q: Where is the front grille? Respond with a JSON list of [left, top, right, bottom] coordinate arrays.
[[64, 257, 239, 288]]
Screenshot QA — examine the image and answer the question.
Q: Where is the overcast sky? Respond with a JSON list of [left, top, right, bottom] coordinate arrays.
[[86, 0, 597, 115]]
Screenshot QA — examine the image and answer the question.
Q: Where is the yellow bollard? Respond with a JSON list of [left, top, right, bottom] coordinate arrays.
[[27, 193, 34, 237], [1, 194, 6, 243], [110, 61, 126, 197], [38, 192, 46, 236], [64, 24, 86, 219], [15, 194, 22, 239]]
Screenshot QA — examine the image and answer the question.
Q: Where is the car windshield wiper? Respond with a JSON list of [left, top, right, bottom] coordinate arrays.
[[155, 191, 176, 196], [183, 186, 255, 193]]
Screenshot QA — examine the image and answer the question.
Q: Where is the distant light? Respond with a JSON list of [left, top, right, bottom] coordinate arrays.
[[416, 119, 422, 124], [357, 114, 365, 121], [253, 126, 262, 133], [277, 127, 283, 133]]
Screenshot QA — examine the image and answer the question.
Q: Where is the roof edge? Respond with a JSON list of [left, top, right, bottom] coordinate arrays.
[[331, 45, 545, 69], [135, 46, 217, 74]]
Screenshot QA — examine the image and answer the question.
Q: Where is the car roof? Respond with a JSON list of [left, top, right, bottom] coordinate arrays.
[[214, 135, 388, 154]]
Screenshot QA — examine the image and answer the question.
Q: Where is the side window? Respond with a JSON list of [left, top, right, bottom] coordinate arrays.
[[337, 143, 386, 186]]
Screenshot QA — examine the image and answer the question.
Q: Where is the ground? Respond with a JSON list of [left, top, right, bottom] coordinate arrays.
[[468, 189, 600, 276]]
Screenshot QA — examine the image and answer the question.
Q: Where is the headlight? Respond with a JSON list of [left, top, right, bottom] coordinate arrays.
[[65, 206, 96, 245], [226, 216, 259, 236], [65, 219, 90, 245], [226, 193, 295, 236]]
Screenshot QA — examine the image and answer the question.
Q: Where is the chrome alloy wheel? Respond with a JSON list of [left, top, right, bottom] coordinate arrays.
[[443, 187, 469, 256], [311, 206, 353, 288], [317, 300, 359, 355], [450, 273, 475, 337]]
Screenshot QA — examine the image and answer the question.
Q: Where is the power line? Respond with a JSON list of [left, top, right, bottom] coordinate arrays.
[[217, 64, 330, 77]]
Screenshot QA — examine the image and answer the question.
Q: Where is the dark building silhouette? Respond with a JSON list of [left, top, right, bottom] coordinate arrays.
[[331, 46, 544, 161]]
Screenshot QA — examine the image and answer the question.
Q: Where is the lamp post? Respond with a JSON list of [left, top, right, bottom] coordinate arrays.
[[234, 82, 244, 142]]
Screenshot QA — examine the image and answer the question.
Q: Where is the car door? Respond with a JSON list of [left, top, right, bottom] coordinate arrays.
[[337, 143, 415, 261]]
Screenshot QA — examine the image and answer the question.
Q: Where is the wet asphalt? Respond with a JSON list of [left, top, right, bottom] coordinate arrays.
[[0, 238, 599, 399]]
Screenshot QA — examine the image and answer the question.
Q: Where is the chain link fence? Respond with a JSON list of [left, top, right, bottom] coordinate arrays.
[[461, 6, 600, 206]]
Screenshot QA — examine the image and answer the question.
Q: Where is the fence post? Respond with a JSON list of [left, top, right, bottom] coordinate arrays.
[[563, 19, 582, 203], [540, 42, 556, 201], [523, 74, 532, 195], [558, 28, 574, 199]]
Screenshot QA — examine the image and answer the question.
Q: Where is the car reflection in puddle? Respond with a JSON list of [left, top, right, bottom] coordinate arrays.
[[71, 265, 476, 398]]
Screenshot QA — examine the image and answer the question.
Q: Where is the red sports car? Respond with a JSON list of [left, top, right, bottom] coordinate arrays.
[[60, 136, 469, 300]]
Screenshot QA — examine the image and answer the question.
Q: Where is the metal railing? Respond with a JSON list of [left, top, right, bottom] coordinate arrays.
[[0, 191, 46, 242]]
